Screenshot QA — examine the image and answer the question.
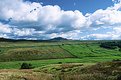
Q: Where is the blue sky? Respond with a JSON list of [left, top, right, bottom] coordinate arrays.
[[0, 0, 121, 40], [26, 0, 114, 14]]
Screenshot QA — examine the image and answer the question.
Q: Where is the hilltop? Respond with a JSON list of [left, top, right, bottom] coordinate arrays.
[[49, 37, 68, 41]]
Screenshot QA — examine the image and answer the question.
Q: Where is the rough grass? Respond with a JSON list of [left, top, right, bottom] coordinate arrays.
[[0, 60, 121, 80], [34, 61, 121, 80], [0, 69, 54, 80]]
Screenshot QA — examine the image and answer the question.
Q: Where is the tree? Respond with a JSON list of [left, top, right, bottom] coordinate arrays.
[[20, 63, 34, 69], [119, 48, 121, 52]]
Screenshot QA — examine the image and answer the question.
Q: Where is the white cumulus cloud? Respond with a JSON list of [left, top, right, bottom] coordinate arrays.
[[0, 0, 121, 40]]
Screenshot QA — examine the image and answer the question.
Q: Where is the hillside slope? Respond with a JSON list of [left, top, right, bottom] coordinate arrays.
[[0, 40, 121, 61]]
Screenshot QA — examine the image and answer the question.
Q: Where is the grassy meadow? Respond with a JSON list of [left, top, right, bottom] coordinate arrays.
[[0, 40, 121, 80]]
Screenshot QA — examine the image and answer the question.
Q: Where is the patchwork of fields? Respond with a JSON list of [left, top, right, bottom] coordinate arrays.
[[0, 40, 121, 80], [0, 41, 120, 68]]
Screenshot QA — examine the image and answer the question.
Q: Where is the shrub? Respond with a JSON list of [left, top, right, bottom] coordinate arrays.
[[112, 59, 121, 62], [58, 62, 62, 64], [20, 63, 34, 69], [119, 48, 121, 52]]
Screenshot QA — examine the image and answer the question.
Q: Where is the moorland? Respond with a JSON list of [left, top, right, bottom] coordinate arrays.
[[0, 38, 121, 80]]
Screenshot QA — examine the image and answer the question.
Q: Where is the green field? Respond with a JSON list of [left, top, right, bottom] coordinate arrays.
[[0, 40, 121, 80], [0, 40, 120, 68]]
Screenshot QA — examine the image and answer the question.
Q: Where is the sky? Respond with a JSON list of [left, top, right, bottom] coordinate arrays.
[[0, 0, 121, 40], [25, 0, 113, 14]]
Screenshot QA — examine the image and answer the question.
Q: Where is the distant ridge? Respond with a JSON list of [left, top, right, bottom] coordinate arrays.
[[50, 37, 68, 41], [0, 37, 68, 42], [1, 37, 121, 42], [0, 38, 45, 42], [0, 38, 15, 42]]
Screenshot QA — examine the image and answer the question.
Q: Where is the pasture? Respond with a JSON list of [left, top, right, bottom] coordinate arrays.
[[0, 40, 120, 68], [0, 40, 121, 80]]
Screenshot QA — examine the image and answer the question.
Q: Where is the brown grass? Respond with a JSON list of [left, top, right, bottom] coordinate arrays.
[[0, 69, 54, 80]]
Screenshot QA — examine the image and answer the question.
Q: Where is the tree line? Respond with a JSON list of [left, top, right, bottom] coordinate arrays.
[[100, 41, 121, 50]]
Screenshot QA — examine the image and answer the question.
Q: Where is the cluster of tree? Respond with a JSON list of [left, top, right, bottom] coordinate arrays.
[[100, 41, 121, 49], [20, 63, 34, 69]]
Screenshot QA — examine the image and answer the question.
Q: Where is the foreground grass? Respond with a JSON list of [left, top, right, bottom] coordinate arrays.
[[1, 60, 121, 80], [34, 60, 121, 80], [0, 69, 54, 80]]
